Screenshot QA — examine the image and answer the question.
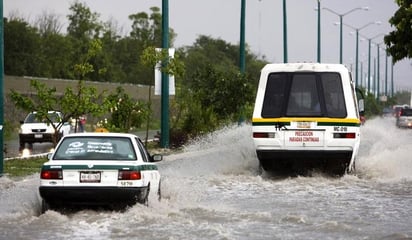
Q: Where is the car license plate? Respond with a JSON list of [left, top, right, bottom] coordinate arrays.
[[80, 171, 101, 183], [34, 134, 43, 138]]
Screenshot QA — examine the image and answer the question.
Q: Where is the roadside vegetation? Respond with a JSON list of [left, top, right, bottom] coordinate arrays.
[[4, 1, 412, 177], [4, 157, 47, 178], [6, 1, 410, 147], [5, 2, 264, 148]]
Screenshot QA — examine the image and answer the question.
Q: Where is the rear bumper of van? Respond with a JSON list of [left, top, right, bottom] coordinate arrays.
[[256, 149, 353, 175]]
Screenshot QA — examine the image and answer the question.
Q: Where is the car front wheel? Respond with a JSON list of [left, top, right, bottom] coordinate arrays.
[[41, 199, 50, 214]]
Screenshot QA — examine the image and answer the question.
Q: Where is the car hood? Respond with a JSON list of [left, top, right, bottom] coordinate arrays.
[[21, 123, 56, 129]]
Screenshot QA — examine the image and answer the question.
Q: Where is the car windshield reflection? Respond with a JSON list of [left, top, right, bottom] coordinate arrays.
[[53, 136, 137, 160]]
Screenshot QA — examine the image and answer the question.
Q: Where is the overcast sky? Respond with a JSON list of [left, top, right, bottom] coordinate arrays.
[[5, 0, 412, 92]]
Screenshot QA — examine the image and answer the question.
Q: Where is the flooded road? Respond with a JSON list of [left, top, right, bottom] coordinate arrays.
[[1, 117, 412, 240]]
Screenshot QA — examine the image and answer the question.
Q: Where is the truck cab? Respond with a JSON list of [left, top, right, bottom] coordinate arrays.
[[19, 111, 71, 151]]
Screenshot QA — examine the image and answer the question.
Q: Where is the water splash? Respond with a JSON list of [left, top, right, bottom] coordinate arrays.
[[163, 124, 258, 177], [357, 117, 412, 180]]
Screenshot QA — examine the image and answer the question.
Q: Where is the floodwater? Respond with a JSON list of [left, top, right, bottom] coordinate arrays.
[[1, 117, 412, 240]]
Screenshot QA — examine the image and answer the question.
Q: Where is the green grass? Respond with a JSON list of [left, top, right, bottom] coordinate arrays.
[[3, 157, 48, 178]]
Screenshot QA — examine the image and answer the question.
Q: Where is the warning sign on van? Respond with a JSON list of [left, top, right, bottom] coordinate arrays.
[[285, 130, 324, 147]]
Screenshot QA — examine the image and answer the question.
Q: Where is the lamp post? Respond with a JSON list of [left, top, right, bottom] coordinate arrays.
[[375, 43, 388, 100], [385, 50, 388, 97], [0, 0, 3, 176], [239, 0, 246, 73], [366, 33, 385, 94], [323, 6, 368, 64], [160, 0, 169, 148], [283, 0, 288, 63], [343, 21, 381, 87], [317, 0, 321, 63], [391, 57, 394, 97], [377, 43, 380, 100]]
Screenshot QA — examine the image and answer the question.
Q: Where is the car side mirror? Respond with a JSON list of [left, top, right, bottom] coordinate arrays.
[[150, 154, 163, 162]]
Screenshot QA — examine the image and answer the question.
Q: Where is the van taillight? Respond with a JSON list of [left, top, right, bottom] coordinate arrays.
[[118, 170, 141, 180], [333, 133, 356, 139], [41, 169, 63, 179], [253, 132, 269, 138]]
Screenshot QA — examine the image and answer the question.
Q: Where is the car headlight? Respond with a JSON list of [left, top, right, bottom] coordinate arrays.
[[19, 127, 30, 134]]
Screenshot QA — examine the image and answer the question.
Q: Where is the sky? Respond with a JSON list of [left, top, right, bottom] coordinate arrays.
[[5, 0, 412, 93]]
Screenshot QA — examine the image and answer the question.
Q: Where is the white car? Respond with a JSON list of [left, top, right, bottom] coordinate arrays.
[[396, 108, 412, 128], [19, 111, 71, 151], [39, 132, 163, 213]]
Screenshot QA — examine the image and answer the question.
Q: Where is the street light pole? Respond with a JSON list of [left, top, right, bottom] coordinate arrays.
[[366, 33, 385, 95], [0, 0, 3, 176], [339, 15, 343, 64], [283, 0, 288, 63], [385, 50, 388, 96], [323, 6, 368, 64], [239, 0, 246, 73], [368, 39, 371, 93], [160, 0, 170, 148], [391, 57, 394, 97], [343, 21, 380, 87], [317, 0, 321, 63], [355, 29, 359, 86], [377, 43, 380, 100]]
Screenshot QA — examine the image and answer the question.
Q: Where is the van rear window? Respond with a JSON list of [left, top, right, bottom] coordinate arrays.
[[261, 72, 347, 118], [400, 109, 412, 117]]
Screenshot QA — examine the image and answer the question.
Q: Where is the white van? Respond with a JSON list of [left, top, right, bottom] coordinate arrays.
[[252, 63, 363, 175]]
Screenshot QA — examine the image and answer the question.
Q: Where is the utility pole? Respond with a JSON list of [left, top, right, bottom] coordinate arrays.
[[239, 0, 246, 73], [317, 0, 321, 63], [283, 0, 288, 63], [160, 0, 169, 148], [0, 0, 4, 176]]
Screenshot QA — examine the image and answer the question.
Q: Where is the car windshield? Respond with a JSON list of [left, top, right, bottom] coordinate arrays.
[[400, 109, 412, 117], [25, 112, 60, 123], [52, 136, 137, 160]]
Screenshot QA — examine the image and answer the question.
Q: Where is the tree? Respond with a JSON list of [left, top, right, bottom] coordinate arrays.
[[67, 1, 102, 40], [165, 36, 263, 146], [4, 18, 41, 76], [129, 7, 176, 48], [10, 39, 108, 146], [66, 1, 106, 82], [35, 10, 63, 36], [123, 7, 177, 85], [103, 87, 150, 132], [37, 31, 75, 79], [384, 0, 412, 63]]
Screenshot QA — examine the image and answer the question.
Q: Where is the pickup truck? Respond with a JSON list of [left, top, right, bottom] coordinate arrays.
[[19, 111, 71, 151]]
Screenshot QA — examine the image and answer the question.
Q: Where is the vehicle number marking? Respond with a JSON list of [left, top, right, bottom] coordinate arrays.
[[297, 122, 311, 129], [120, 181, 133, 186], [333, 126, 348, 132], [80, 171, 101, 183]]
